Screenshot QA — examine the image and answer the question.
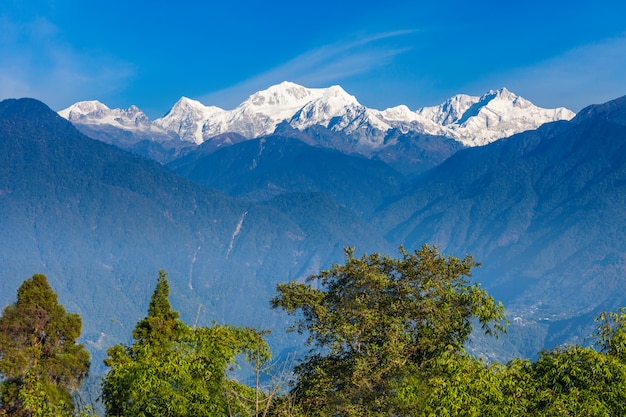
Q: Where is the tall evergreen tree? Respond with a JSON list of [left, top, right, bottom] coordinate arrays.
[[102, 270, 270, 417], [0, 274, 90, 416], [131, 269, 185, 347]]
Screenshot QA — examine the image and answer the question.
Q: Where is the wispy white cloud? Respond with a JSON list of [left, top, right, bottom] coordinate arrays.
[[0, 16, 134, 110], [476, 34, 626, 111], [199, 30, 416, 108]]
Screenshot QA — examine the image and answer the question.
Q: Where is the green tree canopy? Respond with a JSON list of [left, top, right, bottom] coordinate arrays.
[[594, 307, 626, 360], [526, 345, 626, 416], [404, 308, 626, 417], [101, 270, 271, 417], [271, 245, 506, 417], [0, 274, 90, 417], [131, 269, 185, 348]]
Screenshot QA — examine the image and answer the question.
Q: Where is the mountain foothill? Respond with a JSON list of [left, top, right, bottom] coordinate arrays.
[[1, 84, 624, 372]]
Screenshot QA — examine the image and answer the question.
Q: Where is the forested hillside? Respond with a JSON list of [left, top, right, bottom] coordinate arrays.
[[1, 94, 625, 379], [0, 98, 391, 374]]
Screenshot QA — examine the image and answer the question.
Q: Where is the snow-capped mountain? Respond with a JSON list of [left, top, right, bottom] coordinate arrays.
[[59, 100, 166, 137], [155, 82, 364, 144], [416, 88, 576, 146], [154, 97, 226, 144], [59, 82, 575, 153]]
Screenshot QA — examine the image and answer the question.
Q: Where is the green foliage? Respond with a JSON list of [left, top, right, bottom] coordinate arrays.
[[398, 352, 511, 417], [518, 307, 626, 416], [272, 245, 506, 417], [398, 309, 626, 417], [594, 307, 626, 360], [131, 270, 185, 348], [0, 274, 90, 417], [101, 271, 271, 417], [526, 345, 626, 416]]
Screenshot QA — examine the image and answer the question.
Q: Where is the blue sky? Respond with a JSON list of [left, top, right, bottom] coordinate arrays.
[[1, 0, 626, 118]]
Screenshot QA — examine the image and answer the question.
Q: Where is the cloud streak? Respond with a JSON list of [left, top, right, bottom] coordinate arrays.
[[0, 16, 133, 110], [200, 30, 416, 108]]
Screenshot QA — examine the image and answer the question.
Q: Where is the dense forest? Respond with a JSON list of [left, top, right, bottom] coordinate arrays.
[[1, 246, 625, 416]]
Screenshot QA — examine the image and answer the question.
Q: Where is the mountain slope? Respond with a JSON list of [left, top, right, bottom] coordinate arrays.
[[0, 98, 391, 372], [57, 100, 190, 163], [167, 134, 407, 217], [375, 96, 626, 358]]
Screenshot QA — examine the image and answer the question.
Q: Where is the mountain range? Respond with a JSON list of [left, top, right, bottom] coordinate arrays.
[[1, 84, 624, 376], [58, 82, 574, 163], [377, 100, 626, 357], [0, 97, 391, 373]]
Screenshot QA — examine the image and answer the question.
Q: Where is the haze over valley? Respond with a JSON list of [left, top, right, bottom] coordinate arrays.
[[2, 5, 626, 413], [1, 84, 625, 369]]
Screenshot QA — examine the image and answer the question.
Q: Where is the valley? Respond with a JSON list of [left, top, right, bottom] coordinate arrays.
[[0, 86, 624, 378]]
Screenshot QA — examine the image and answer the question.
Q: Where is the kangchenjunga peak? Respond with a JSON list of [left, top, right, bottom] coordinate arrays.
[[59, 81, 575, 154]]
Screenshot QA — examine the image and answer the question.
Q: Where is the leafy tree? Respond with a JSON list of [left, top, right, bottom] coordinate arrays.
[[594, 307, 626, 360], [271, 245, 506, 417], [388, 309, 626, 417], [526, 344, 626, 416], [0, 274, 90, 417], [398, 352, 511, 417], [101, 270, 271, 417]]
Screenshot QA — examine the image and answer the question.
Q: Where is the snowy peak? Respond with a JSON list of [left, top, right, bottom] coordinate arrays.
[[58, 100, 111, 120], [415, 88, 575, 146], [245, 81, 323, 111], [155, 97, 226, 144], [221, 82, 331, 138], [416, 88, 524, 127], [288, 85, 363, 130], [186, 82, 366, 140], [472, 88, 533, 116], [165, 97, 217, 116], [416, 94, 479, 126], [58, 100, 155, 131], [59, 82, 576, 153]]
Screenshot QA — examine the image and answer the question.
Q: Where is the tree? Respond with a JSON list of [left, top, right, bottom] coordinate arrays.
[[130, 269, 185, 348], [0, 274, 90, 417], [398, 352, 513, 417], [525, 345, 626, 416], [101, 270, 271, 417], [271, 245, 506, 417], [594, 307, 626, 361], [517, 309, 626, 416]]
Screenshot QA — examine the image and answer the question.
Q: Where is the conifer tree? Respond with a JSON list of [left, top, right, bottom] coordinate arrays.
[[0, 274, 90, 416], [102, 270, 270, 417], [131, 269, 185, 347]]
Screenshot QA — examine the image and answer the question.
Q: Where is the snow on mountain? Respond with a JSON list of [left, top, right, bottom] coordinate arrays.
[[240, 81, 330, 122], [59, 83, 576, 152], [287, 86, 392, 150], [58, 100, 109, 120], [200, 82, 358, 140], [417, 94, 480, 126], [285, 85, 359, 127], [154, 97, 226, 144], [151, 82, 346, 143], [379, 105, 443, 136], [418, 88, 576, 146], [59, 100, 162, 134]]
